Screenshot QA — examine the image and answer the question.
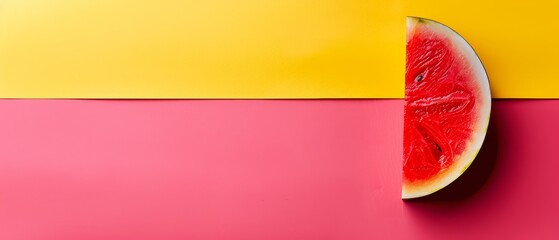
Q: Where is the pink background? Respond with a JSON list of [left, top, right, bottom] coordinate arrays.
[[0, 100, 557, 239]]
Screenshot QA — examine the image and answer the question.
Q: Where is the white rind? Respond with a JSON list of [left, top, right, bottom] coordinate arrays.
[[402, 17, 492, 199]]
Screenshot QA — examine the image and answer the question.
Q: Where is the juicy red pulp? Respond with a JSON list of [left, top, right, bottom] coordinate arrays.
[[404, 25, 480, 183]]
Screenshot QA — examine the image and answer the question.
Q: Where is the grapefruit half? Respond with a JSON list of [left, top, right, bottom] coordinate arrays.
[[403, 17, 491, 199]]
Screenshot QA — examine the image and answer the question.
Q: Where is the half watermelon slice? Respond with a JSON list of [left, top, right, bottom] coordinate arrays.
[[403, 17, 491, 199]]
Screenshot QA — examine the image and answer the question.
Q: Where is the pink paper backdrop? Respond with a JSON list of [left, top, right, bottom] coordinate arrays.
[[0, 100, 557, 239]]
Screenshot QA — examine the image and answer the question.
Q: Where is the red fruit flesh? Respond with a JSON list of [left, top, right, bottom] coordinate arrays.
[[404, 23, 482, 183]]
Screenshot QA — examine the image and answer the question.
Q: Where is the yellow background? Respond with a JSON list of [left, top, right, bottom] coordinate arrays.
[[0, 0, 557, 98]]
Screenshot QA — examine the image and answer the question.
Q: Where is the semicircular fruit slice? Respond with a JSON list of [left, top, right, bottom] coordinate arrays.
[[403, 17, 491, 199]]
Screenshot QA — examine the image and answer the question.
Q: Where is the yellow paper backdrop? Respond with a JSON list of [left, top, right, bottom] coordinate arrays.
[[0, 0, 557, 98]]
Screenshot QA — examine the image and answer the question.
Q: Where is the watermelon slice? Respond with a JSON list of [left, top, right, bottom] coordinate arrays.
[[403, 17, 491, 199]]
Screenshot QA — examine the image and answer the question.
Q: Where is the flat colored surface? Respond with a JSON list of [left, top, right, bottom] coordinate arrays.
[[1, 0, 558, 98], [0, 100, 557, 239]]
